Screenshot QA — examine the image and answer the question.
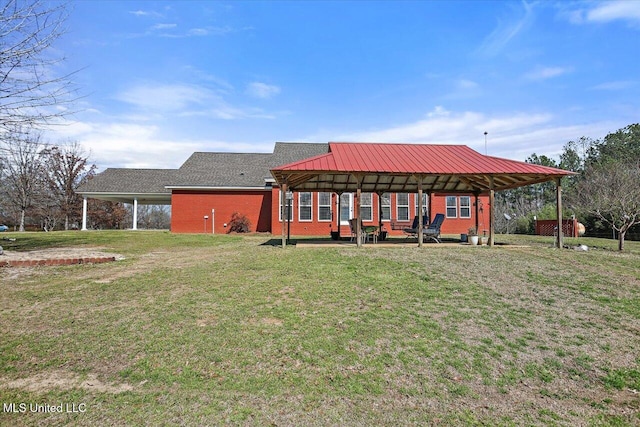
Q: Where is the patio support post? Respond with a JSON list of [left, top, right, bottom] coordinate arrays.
[[488, 177, 495, 247], [354, 175, 363, 247], [474, 192, 480, 233], [356, 182, 362, 248], [377, 192, 383, 238], [81, 197, 88, 231], [556, 178, 563, 249], [132, 198, 138, 231], [336, 192, 341, 239], [281, 183, 288, 248], [417, 177, 424, 247]]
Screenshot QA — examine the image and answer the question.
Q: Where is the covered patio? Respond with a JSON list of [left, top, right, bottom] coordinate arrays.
[[271, 143, 575, 248], [77, 168, 175, 230]]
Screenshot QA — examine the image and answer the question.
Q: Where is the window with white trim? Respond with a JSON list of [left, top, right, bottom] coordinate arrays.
[[299, 192, 312, 221], [360, 193, 373, 221], [279, 190, 293, 222], [414, 193, 428, 217], [318, 192, 332, 221], [381, 193, 391, 221], [397, 193, 409, 221], [446, 196, 457, 218], [460, 196, 471, 218]]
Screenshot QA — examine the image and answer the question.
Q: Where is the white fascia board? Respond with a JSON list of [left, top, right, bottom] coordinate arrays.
[[164, 185, 270, 191], [77, 191, 170, 197]]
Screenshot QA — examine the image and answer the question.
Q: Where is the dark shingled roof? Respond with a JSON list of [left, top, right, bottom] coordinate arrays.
[[78, 168, 177, 194], [171, 152, 273, 187], [272, 142, 329, 164], [77, 142, 329, 195], [170, 142, 329, 188]]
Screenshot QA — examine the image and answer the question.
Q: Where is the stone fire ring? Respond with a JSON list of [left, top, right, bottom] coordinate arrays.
[[0, 247, 124, 268]]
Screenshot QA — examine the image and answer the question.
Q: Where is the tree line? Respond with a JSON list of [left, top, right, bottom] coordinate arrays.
[[0, 1, 169, 231], [0, 130, 125, 231], [495, 123, 640, 250]]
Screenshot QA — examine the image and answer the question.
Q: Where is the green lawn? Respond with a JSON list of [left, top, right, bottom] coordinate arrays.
[[1, 231, 639, 426]]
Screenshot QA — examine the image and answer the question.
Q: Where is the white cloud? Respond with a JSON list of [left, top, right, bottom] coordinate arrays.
[[246, 82, 281, 99], [113, 81, 281, 123], [181, 105, 277, 120], [442, 79, 483, 100], [129, 10, 159, 17], [332, 106, 619, 161], [476, 1, 535, 57], [188, 28, 209, 36], [151, 23, 177, 31], [586, 1, 640, 24], [457, 79, 479, 90], [187, 26, 234, 36], [564, 1, 640, 26], [590, 80, 636, 90], [524, 66, 571, 80], [115, 83, 216, 111], [47, 120, 224, 169]]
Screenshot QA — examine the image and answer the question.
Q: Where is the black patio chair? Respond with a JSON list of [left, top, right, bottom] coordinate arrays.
[[422, 213, 445, 243], [402, 215, 429, 239]]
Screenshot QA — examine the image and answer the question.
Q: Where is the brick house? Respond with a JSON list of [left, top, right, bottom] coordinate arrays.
[[78, 142, 570, 240]]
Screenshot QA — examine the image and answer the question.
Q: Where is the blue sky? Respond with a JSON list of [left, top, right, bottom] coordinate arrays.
[[50, 0, 640, 170]]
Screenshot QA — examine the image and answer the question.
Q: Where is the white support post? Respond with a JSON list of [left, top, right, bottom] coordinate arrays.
[[82, 197, 88, 231], [132, 198, 138, 230]]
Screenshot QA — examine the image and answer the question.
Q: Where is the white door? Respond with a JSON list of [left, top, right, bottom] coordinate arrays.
[[339, 193, 353, 225]]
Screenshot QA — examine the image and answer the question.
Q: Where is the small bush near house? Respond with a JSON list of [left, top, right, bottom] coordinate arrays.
[[228, 212, 251, 233]]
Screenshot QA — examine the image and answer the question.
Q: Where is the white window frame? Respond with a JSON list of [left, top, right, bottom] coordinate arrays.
[[446, 196, 458, 218], [298, 192, 312, 222], [459, 196, 471, 218], [396, 193, 409, 221], [360, 193, 373, 222], [381, 193, 391, 222], [279, 190, 293, 222], [318, 192, 332, 222], [414, 193, 428, 217]]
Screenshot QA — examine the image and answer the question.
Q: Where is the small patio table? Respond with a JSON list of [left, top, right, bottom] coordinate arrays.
[[362, 225, 379, 243]]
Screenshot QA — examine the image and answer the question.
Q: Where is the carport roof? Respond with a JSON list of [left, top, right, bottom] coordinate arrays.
[[271, 143, 575, 193]]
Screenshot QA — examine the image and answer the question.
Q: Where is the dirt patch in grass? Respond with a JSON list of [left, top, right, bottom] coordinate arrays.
[[0, 370, 133, 394]]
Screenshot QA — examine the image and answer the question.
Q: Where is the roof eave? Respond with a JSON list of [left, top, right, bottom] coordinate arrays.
[[165, 185, 270, 191]]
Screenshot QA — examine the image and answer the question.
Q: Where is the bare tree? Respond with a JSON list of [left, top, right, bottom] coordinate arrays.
[[572, 161, 640, 251], [135, 204, 171, 229], [87, 199, 127, 230], [0, 129, 46, 231], [41, 141, 95, 230], [0, 0, 76, 131]]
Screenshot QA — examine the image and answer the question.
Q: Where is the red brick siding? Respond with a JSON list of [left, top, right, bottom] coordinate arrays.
[[270, 188, 336, 236], [171, 190, 272, 234], [269, 188, 491, 237]]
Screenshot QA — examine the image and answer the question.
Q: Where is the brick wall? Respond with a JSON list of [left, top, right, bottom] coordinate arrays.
[[169, 189, 491, 236], [171, 190, 272, 234], [269, 188, 491, 237]]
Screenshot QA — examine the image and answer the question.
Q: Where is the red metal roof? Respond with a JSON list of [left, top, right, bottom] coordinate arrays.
[[274, 142, 570, 175], [271, 142, 575, 193]]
